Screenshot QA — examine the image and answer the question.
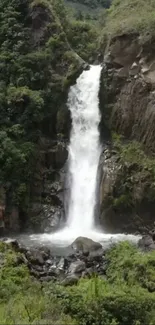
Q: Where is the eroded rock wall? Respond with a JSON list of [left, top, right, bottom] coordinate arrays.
[[99, 33, 155, 234]]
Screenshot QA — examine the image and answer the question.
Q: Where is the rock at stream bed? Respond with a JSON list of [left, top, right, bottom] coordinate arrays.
[[2, 238, 19, 250], [88, 248, 105, 261], [61, 274, 79, 286], [71, 237, 102, 253], [26, 249, 45, 265], [138, 235, 155, 251], [68, 260, 86, 274]]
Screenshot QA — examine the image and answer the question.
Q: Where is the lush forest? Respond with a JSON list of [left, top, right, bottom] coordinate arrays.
[[0, 0, 98, 229], [1, 0, 155, 324]]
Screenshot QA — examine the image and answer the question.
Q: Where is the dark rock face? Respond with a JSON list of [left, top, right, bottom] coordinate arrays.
[[99, 33, 155, 234], [25, 138, 69, 233], [98, 146, 155, 234], [100, 33, 155, 152]]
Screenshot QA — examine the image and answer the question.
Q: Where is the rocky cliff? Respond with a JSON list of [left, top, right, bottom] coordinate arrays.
[[99, 0, 155, 234]]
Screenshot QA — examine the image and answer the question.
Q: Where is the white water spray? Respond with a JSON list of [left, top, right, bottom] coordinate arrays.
[[29, 65, 140, 246], [67, 65, 102, 231]]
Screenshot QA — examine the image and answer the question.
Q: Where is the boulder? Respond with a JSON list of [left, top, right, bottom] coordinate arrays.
[[88, 249, 105, 261], [46, 259, 53, 266], [38, 246, 50, 259], [62, 274, 79, 286], [138, 235, 155, 251], [71, 237, 102, 253], [57, 257, 67, 271], [48, 265, 57, 276], [68, 260, 86, 274], [82, 267, 94, 278], [26, 249, 45, 265]]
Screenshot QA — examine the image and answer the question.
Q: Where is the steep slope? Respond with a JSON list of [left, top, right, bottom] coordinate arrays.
[[65, 0, 112, 17], [99, 0, 155, 234]]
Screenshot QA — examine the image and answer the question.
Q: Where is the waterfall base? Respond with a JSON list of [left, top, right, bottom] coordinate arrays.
[[29, 228, 140, 248]]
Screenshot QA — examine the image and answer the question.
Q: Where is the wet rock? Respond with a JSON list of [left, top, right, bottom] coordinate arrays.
[[129, 62, 140, 76], [40, 276, 54, 282], [97, 262, 108, 275], [18, 246, 28, 255], [38, 271, 49, 277], [57, 257, 66, 271], [88, 249, 105, 261], [83, 62, 90, 71], [46, 259, 53, 266], [82, 267, 94, 278], [41, 205, 63, 233], [68, 260, 86, 274], [30, 269, 40, 278], [48, 265, 57, 276], [46, 143, 68, 170], [3, 238, 19, 251], [26, 249, 45, 265], [71, 237, 102, 253], [62, 274, 79, 286], [38, 246, 51, 258], [138, 235, 155, 251], [14, 254, 29, 266], [32, 265, 44, 273]]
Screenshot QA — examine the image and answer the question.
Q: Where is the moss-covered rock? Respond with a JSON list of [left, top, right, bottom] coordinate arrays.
[[99, 138, 155, 234]]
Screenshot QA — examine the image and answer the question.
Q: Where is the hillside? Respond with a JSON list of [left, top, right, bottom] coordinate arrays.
[[65, 0, 112, 18]]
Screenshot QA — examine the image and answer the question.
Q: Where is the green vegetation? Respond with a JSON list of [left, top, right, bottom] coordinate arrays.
[[110, 134, 155, 209], [1, 0, 155, 321], [1, 241, 155, 324], [68, 0, 112, 9], [67, 20, 98, 60], [113, 133, 155, 174], [65, 0, 111, 23], [101, 0, 155, 40], [0, 0, 99, 222]]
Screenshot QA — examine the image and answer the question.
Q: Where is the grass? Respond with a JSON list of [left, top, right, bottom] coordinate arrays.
[[112, 133, 155, 178], [100, 0, 155, 43], [108, 133, 155, 208]]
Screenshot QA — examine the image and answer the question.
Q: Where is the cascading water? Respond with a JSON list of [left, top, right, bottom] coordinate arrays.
[[29, 65, 140, 247], [66, 65, 102, 232]]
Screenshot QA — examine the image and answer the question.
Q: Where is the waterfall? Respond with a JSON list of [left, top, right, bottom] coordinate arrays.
[[66, 65, 102, 231], [29, 65, 140, 246]]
